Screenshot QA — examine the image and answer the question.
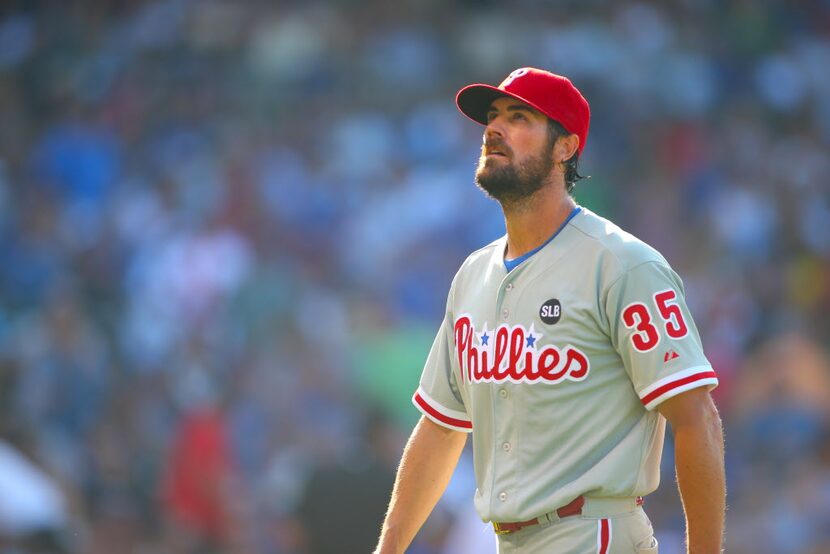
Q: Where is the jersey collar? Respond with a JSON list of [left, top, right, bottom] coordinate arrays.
[[503, 206, 582, 272]]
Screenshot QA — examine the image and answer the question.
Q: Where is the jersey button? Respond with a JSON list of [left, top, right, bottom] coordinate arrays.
[[498, 491, 508, 502], [501, 308, 509, 320], [498, 389, 508, 398], [505, 283, 514, 291], [502, 442, 511, 452]]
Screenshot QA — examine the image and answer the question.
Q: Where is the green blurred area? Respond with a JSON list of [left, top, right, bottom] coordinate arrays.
[[353, 324, 435, 429]]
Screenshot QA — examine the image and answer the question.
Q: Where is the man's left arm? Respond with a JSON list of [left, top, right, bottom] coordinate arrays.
[[658, 387, 725, 554]]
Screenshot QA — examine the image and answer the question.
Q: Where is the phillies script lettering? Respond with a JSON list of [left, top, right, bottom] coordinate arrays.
[[454, 315, 589, 385]]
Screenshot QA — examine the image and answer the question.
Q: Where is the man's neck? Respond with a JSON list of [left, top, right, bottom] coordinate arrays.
[[502, 185, 577, 260]]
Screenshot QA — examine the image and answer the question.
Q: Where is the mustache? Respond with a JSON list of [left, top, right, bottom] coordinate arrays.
[[482, 139, 512, 157]]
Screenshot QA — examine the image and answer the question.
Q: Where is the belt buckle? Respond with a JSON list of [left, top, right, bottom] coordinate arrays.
[[493, 522, 513, 535]]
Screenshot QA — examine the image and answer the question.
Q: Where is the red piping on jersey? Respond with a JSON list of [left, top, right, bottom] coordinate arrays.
[[413, 392, 472, 430], [640, 370, 718, 406], [598, 519, 610, 554]]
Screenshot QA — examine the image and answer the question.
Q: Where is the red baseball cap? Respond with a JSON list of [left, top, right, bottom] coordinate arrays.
[[456, 67, 591, 155]]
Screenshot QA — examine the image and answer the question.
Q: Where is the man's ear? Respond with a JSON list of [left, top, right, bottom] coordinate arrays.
[[553, 134, 579, 164]]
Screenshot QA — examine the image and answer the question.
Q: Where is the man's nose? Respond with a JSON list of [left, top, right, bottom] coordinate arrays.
[[484, 121, 504, 141]]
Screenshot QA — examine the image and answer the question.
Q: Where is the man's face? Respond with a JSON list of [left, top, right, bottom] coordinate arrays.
[[474, 97, 554, 204]]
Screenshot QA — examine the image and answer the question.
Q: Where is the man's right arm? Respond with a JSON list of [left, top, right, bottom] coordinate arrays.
[[375, 415, 468, 554]]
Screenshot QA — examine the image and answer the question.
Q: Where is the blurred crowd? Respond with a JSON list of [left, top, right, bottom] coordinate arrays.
[[0, 1, 828, 553]]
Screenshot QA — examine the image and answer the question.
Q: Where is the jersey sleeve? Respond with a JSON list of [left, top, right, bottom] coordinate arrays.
[[605, 261, 718, 411], [412, 293, 472, 432]]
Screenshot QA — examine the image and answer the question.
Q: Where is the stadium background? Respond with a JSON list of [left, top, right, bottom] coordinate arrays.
[[0, 1, 828, 553]]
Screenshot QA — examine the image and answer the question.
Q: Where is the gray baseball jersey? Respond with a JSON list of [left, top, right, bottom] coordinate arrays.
[[412, 207, 717, 523]]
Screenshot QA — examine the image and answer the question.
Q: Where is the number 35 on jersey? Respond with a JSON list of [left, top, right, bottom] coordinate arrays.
[[622, 289, 689, 353]]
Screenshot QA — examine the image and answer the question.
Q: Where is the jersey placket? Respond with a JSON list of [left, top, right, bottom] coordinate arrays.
[[490, 271, 521, 517]]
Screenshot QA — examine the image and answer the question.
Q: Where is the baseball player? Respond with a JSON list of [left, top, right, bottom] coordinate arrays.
[[374, 68, 725, 554]]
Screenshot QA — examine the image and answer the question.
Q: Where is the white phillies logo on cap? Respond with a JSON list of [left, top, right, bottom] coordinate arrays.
[[500, 68, 529, 88]]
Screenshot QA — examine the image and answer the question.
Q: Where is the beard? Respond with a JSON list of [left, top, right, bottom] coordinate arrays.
[[474, 143, 554, 205]]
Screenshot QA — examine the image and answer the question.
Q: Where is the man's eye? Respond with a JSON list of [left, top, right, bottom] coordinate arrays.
[[512, 112, 526, 120]]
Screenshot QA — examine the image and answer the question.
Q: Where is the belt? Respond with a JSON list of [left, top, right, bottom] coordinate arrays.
[[492, 496, 644, 535]]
